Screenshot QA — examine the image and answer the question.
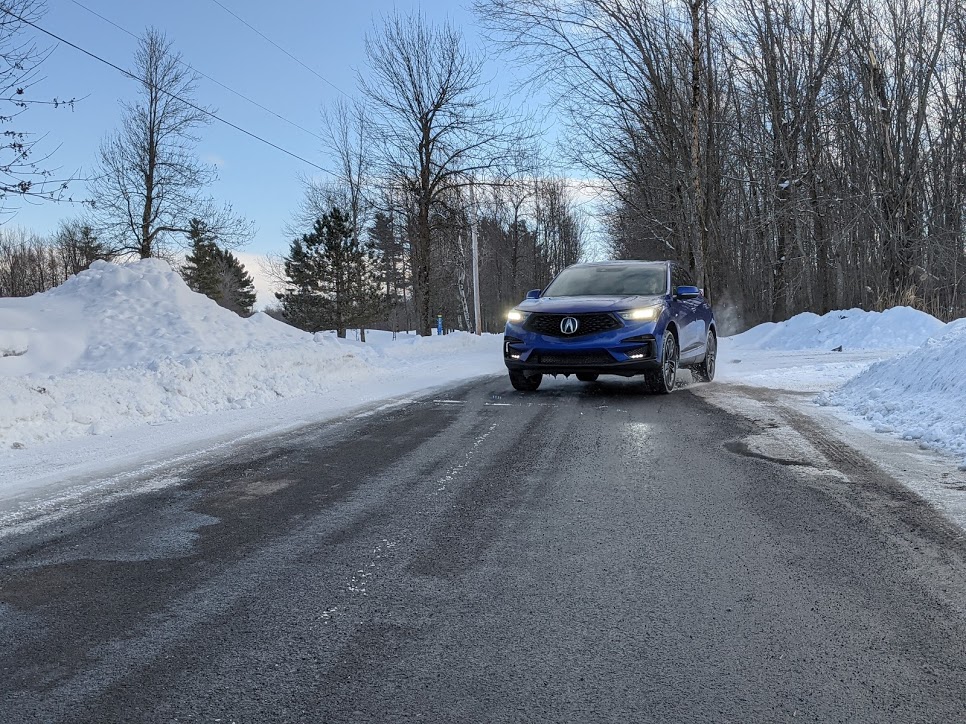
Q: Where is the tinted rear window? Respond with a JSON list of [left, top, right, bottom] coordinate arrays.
[[543, 265, 667, 297]]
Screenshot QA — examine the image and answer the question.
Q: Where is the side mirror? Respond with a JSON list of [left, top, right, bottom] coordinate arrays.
[[525, 289, 542, 300], [675, 285, 701, 299]]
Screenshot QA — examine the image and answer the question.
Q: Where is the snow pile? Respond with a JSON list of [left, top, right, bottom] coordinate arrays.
[[728, 306, 945, 351], [823, 319, 966, 468], [715, 306, 947, 392], [720, 306, 965, 464], [0, 260, 502, 449]]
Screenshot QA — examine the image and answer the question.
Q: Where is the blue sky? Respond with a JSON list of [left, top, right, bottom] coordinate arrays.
[[9, 0, 539, 255]]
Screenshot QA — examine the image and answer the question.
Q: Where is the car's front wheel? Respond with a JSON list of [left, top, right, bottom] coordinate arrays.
[[691, 331, 716, 382], [646, 331, 678, 394], [509, 370, 543, 392], [576, 372, 599, 382]]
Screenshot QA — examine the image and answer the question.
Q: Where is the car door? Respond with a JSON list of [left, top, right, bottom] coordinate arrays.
[[668, 265, 691, 353], [673, 265, 704, 357]]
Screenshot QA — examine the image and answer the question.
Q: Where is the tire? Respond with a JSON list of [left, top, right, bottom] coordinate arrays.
[[645, 331, 678, 394], [509, 369, 543, 392], [576, 372, 599, 382], [691, 331, 717, 383]]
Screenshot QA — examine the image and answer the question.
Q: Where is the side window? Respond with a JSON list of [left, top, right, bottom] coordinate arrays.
[[679, 268, 695, 287], [671, 265, 685, 291]]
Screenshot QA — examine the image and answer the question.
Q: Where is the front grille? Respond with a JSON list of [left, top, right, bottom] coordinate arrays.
[[524, 312, 621, 337], [536, 351, 616, 366]]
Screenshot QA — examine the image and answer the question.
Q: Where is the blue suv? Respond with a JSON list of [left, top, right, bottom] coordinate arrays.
[[503, 260, 716, 393]]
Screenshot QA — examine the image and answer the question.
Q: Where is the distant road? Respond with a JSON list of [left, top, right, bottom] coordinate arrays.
[[2, 376, 966, 722]]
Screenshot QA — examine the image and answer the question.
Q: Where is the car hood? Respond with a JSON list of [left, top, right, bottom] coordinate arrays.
[[518, 295, 664, 313]]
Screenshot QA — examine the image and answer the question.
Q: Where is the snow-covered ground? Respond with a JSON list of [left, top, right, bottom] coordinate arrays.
[[715, 306, 965, 469], [0, 260, 503, 509], [1, 259, 964, 526], [821, 318, 966, 465]]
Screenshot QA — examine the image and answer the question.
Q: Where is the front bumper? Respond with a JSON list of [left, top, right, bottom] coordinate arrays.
[[504, 319, 661, 377]]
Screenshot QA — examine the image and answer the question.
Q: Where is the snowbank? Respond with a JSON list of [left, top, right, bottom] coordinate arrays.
[[822, 319, 966, 468], [727, 306, 945, 351], [719, 305, 965, 467], [0, 260, 502, 449], [4, 262, 963, 481], [715, 306, 948, 392]]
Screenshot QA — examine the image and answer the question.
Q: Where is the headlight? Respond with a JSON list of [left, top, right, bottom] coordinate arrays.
[[507, 309, 529, 323], [619, 306, 661, 321]]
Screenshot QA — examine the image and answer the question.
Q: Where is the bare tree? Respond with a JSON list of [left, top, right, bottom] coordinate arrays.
[[53, 218, 111, 276], [481, 0, 966, 326], [0, 220, 110, 295], [360, 11, 524, 336], [291, 100, 373, 236], [91, 28, 250, 259], [0, 0, 79, 213], [477, 0, 723, 290], [291, 99, 377, 338]]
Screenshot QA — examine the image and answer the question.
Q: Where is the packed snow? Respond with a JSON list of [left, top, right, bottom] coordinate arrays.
[[821, 319, 966, 468], [726, 306, 945, 351], [0, 259, 502, 454], [717, 307, 965, 468], [714, 306, 942, 393], [1, 259, 964, 511]]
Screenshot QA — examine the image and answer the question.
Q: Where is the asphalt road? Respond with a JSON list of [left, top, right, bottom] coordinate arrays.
[[2, 375, 966, 723]]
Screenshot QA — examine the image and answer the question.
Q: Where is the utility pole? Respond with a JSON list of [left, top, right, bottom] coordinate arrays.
[[470, 180, 482, 335]]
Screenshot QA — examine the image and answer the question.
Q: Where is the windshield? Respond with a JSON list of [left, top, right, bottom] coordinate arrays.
[[543, 265, 667, 297]]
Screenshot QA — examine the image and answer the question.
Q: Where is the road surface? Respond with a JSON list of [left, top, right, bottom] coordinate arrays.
[[2, 376, 966, 722]]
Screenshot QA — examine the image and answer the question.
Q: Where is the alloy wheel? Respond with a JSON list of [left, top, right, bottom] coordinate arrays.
[[663, 336, 678, 390]]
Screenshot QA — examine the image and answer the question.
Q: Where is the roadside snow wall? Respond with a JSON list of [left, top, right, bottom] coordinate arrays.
[[0, 260, 500, 448], [824, 320, 966, 467]]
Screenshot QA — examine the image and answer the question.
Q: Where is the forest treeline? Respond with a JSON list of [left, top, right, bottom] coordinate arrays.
[[3, 1, 963, 334], [479, 0, 966, 327], [267, 13, 586, 336]]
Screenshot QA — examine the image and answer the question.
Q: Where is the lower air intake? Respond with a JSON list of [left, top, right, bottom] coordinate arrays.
[[537, 351, 615, 366]]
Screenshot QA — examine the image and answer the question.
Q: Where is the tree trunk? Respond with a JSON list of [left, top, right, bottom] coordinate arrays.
[[414, 197, 433, 336], [689, 0, 706, 286]]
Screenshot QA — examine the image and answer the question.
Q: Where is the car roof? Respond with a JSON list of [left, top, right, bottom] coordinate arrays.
[[564, 260, 670, 269]]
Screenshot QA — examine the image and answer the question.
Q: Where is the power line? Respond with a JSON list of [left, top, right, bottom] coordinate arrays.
[[67, 0, 326, 144], [1, 6, 334, 175], [207, 0, 349, 98]]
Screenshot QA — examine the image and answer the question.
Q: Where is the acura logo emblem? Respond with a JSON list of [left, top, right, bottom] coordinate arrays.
[[561, 317, 579, 335]]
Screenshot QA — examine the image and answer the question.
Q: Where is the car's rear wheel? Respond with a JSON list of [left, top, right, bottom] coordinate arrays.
[[646, 331, 678, 394], [509, 370, 543, 392], [691, 331, 716, 382], [576, 372, 599, 382]]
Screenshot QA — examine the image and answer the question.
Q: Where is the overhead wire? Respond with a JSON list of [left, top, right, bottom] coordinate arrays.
[[67, 0, 326, 144], [207, 0, 349, 98], [5, 6, 582, 204], [0, 6, 334, 175]]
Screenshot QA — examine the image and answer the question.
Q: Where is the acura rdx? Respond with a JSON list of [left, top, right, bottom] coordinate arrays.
[[503, 261, 716, 393]]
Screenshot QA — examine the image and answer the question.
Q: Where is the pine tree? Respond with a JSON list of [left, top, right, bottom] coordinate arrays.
[[368, 211, 407, 330], [214, 248, 256, 316], [346, 243, 385, 340], [182, 219, 220, 297], [54, 220, 114, 276], [181, 218, 256, 316], [278, 208, 383, 337]]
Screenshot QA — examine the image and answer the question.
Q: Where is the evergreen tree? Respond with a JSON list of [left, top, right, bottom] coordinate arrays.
[[181, 218, 256, 316], [278, 208, 383, 337], [182, 218, 220, 297], [54, 220, 114, 277], [214, 248, 256, 317], [346, 245, 385, 339], [368, 211, 408, 330]]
